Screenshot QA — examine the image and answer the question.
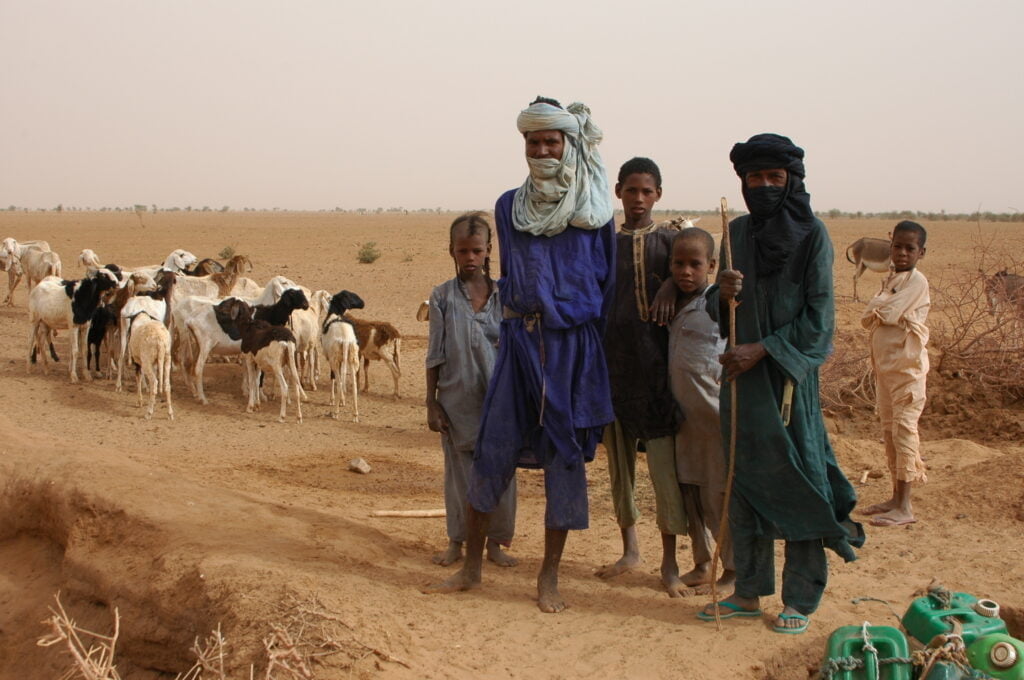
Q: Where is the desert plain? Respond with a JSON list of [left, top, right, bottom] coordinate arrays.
[[0, 210, 1021, 679]]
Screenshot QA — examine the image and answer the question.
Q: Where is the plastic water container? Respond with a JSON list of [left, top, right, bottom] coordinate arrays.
[[823, 625, 912, 680], [966, 634, 1024, 680], [901, 591, 1008, 646]]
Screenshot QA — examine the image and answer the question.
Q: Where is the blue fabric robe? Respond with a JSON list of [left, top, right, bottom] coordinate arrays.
[[469, 189, 615, 510], [707, 215, 863, 561]]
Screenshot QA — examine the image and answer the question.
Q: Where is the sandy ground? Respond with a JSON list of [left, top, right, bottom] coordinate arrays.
[[0, 210, 1022, 679]]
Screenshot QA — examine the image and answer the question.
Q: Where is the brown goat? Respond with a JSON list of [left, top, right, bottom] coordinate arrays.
[[346, 316, 402, 398]]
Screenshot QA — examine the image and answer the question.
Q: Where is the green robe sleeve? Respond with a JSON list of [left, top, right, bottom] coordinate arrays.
[[759, 225, 834, 385]]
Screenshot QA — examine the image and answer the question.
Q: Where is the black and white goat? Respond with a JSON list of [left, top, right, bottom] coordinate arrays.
[[221, 298, 303, 423], [27, 269, 119, 382], [321, 290, 365, 422]]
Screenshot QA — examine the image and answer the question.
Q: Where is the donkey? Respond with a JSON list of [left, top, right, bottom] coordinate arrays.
[[846, 237, 891, 301], [984, 269, 1024, 315]]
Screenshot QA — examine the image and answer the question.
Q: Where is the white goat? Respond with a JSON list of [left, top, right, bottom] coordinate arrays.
[[290, 289, 329, 389], [20, 248, 63, 292], [2, 238, 52, 305], [252, 276, 301, 306], [228, 276, 263, 299], [1, 256, 24, 305], [125, 311, 174, 421], [116, 295, 169, 392], [130, 249, 198, 279], [78, 249, 102, 271]]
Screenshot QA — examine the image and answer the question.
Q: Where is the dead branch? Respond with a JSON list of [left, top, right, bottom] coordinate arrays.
[[37, 593, 122, 680], [370, 509, 445, 518], [928, 237, 1024, 401], [820, 331, 875, 413]]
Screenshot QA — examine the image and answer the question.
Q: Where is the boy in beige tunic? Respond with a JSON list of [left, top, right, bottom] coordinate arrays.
[[860, 220, 930, 527]]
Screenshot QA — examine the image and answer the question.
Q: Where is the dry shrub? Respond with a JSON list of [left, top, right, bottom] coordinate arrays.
[[40, 592, 410, 680], [822, 227, 1023, 416], [820, 330, 875, 415], [356, 242, 380, 264], [929, 230, 1024, 403], [37, 593, 122, 680]]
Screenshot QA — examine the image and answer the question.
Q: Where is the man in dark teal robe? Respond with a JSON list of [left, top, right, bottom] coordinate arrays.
[[698, 133, 863, 634]]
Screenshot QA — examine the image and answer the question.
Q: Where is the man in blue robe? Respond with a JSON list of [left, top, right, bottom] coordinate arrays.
[[698, 133, 864, 634], [424, 96, 615, 613]]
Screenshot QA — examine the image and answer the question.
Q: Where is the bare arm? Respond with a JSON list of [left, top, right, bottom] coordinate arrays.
[[425, 366, 450, 433], [649, 277, 678, 326]]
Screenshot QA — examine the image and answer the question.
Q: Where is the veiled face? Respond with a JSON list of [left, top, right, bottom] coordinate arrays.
[[525, 130, 564, 161], [744, 168, 788, 188]]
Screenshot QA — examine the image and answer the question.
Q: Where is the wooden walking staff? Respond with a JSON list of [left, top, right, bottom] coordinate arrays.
[[709, 196, 739, 631]]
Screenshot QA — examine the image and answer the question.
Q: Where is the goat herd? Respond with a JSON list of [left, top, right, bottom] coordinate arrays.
[[1, 237, 402, 423]]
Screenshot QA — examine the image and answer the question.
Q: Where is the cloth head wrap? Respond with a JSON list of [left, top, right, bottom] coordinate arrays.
[[512, 100, 613, 237], [729, 133, 817, 277], [730, 133, 806, 179]]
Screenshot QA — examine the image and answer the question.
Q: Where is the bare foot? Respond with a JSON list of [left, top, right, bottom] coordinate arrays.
[[595, 553, 641, 579], [421, 566, 480, 594], [662, 566, 693, 598], [859, 499, 898, 515], [870, 510, 916, 527], [432, 540, 463, 566], [486, 539, 518, 567], [680, 563, 712, 588], [537, 570, 566, 613]]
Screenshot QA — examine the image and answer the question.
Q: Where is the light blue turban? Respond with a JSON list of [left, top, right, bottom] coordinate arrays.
[[512, 100, 613, 237]]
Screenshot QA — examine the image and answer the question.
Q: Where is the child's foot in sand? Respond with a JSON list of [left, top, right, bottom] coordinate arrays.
[[421, 566, 480, 594], [432, 540, 463, 566], [596, 553, 641, 579], [537, 570, 566, 613], [870, 510, 916, 527], [486, 538, 518, 567], [859, 499, 898, 515], [681, 563, 711, 587], [662, 564, 693, 598]]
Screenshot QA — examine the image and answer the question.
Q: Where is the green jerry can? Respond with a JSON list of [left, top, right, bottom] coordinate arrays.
[[822, 625, 912, 680], [966, 634, 1024, 680], [901, 591, 1008, 646]]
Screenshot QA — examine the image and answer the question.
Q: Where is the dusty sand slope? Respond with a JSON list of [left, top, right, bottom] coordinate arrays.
[[0, 211, 1022, 679]]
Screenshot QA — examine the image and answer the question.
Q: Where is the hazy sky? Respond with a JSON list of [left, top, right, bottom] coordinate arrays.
[[2, 1, 1021, 214]]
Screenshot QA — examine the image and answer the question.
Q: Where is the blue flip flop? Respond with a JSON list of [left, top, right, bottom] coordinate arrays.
[[772, 612, 810, 634], [696, 601, 763, 621]]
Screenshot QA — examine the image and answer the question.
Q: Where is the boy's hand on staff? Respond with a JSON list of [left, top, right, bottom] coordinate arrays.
[[719, 342, 766, 380], [427, 400, 450, 433], [718, 269, 743, 300]]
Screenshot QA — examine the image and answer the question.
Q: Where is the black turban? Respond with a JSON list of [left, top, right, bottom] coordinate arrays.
[[729, 133, 816, 277], [730, 133, 806, 178]]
